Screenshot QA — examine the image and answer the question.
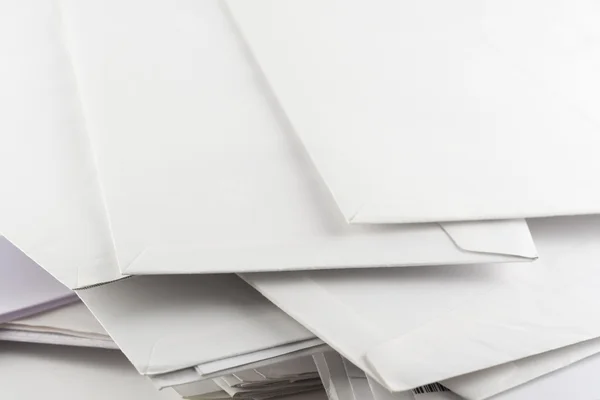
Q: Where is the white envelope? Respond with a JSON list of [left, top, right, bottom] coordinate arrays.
[[1, 0, 535, 289], [243, 216, 600, 393], [443, 337, 600, 399], [0, 329, 117, 350], [195, 340, 326, 376], [365, 216, 600, 390], [225, 0, 600, 224], [1, 300, 116, 349], [11, 0, 530, 281], [0, 0, 122, 289], [152, 343, 328, 389], [3, 302, 109, 340], [0, 1, 334, 379], [77, 274, 316, 375], [491, 352, 600, 400], [0, 341, 179, 400]]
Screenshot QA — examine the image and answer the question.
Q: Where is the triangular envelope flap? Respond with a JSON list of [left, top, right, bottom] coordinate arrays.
[[226, 0, 600, 224], [439, 219, 537, 259], [78, 274, 315, 375], [0, 0, 121, 289], [57, 0, 535, 276]]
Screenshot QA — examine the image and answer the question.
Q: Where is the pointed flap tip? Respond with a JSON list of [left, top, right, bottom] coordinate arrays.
[[440, 219, 538, 259]]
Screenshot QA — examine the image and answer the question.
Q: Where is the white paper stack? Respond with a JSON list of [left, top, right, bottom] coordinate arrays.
[[2, 0, 600, 399]]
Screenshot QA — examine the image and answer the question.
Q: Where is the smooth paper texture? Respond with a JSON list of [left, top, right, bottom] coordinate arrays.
[[444, 337, 600, 399], [244, 216, 600, 392], [226, 0, 600, 224], [77, 274, 316, 375], [0, 0, 122, 289], [1, 0, 534, 289], [491, 352, 600, 400], [365, 216, 600, 390], [0, 341, 179, 400], [54, 0, 535, 277], [0, 237, 76, 323]]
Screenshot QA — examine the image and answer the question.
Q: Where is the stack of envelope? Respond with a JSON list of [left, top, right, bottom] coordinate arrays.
[[2, 0, 600, 399]]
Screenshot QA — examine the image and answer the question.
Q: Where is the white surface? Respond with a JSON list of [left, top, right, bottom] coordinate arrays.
[[244, 216, 600, 393], [0, 341, 179, 400], [444, 337, 600, 399], [0, 0, 121, 289], [367, 216, 600, 390], [1, 0, 534, 289], [78, 274, 316, 375], [491, 352, 600, 400], [226, 0, 600, 224], [54, 0, 534, 278]]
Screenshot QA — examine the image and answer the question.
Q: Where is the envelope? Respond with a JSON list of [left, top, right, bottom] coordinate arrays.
[[365, 216, 600, 390], [491, 352, 600, 400], [3, 302, 109, 339], [443, 337, 600, 399], [0, 2, 336, 378], [77, 274, 317, 375], [0, 341, 180, 400], [195, 340, 326, 376], [242, 216, 600, 393], [0, 0, 529, 282], [0, 329, 117, 350], [152, 343, 328, 389], [225, 0, 600, 224], [1, 1, 535, 290], [0, 237, 76, 324]]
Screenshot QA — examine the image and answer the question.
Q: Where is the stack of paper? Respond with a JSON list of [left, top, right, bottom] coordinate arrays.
[[2, 0, 600, 399]]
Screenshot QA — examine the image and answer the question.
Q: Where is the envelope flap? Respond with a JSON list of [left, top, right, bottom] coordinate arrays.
[[226, 0, 600, 224], [439, 219, 538, 259]]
